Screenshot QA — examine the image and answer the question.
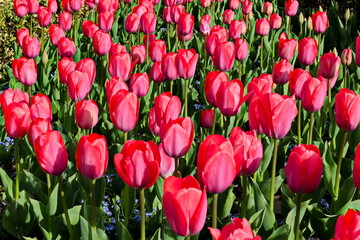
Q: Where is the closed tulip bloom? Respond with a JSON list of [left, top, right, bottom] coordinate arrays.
[[285, 144, 323, 194], [213, 41, 235, 72], [272, 59, 293, 84], [97, 0, 116, 13], [334, 88, 360, 131], [278, 38, 297, 60], [200, 0, 210, 7], [222, 9, 234, 25], [319, 52, 341, 79], [4, 102, 31, 139], [92, 30, 111, 55], [76, 58, 96, 84], [59, 11, 72, 31], [161, 52, 179, 80], [76, 133, 108, 179], [109, 42, 127, 57], [300, 77, 327, 112], [37, 7, 52, 27], [235, 38, 249, 61], [247, 74, 274, 102], [170, 4, 185, 24], [22, 36, 40, 58], [255, 18, 270, 36], [162, 7, 173, 24], [163, 176, 207, 237], [262, 2, 272, 15], [204, 71, 228, 107], [67, 70, 91, 101], [28, 0, 39, 14], [105, 77, 129, 102], [175, 49, 198, 79], [154, 143, 174, 179], [356, 36, 360, 67], [178, 13, 195, 35], [142, 34, 155, 46], [312, 11, 328, 34], [332, 209, 360, 240], [150, 62, 166, 83], [197, 134, 239, 194], [34, 130, 68, 176], [230, 128, 263, 176], [12, 57, 37, 86], [109, 89, 140, 132], [75, 100, 99, 129], [28, 119, 52, 146], [160, 117, 194, 158], [341, 48, 352, 66], [130, 72, 150, 97], [298, 37, 318, 66], [14, 0, 29, 17], [108, 52, 133, 80], [98, 11, 114, 32], [114, 140, 160, 189], [205, 32, 227, 57], [285, 0, 298, 17], [353, 144, 360, 190], [125, 13, 140, 33], [82, 20, 99, 38], [30, 94, 52, 121], [48, 0, 58, 13], [58, 57, 76, 85], [149, 40, 166, 62], [269, 13, 282, 29], [241, 0, 252, 15], [249, 93, 297, 139], [131, 45, 146, 64], [209, 218, 261, 240], [229, 20, 246, 39], [140, 12, 156, 34], [199, 14, 211, 35], [200, 109, 214, 129], [228, 0, 240, 10], [16, 28, 30, 48], [49, 24, 65, 46], [58, 37, 76, 57], [210, 25, 229, 40], [0, 88, 29, 113], [68, 0, 84, 11], [154, 92, 181, 129], [149, 107, 161, 135], [289, 68, 311, 99], [216, 79, 246, 116]]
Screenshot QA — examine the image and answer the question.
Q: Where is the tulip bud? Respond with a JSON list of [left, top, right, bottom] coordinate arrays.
[[307, 16, 313, 31], [334, 88, 360, 131], [200, 109, 214, 129], [299, 12, 304, 25], [255, 18, 270, 36], [67, 70, 91, 101], [75, 100, 99, 129], [4, 102, 31, 139], [108, 52, 133, 80], [58, 37, 76, 58], [213, 41, 235, 72], [344, 8, 350, 23], [59, 11, 72, 31], [341, 48, 352, 66], [12, 57, 38, 86], [319, 52, 341, 79], [130, 72, 150, 97], [42, 50, 49, 65], [272, 59, 293, 84], [92, 30, 112, 56]]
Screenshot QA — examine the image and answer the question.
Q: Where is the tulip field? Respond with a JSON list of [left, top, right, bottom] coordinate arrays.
[[1, 0, 360, 238]]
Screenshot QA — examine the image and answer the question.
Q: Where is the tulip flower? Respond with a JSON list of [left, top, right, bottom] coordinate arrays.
[[125, 13, 140, 33], [356, 36, 360, 67], [67, 70, 91, 101], [22, 36, 40, 58], [158, 143, 175, 179], [255, 18, 270, 36], [76, 133, 108, 179], [175, 49, 198, 79], [131, 45, 146, 64], [114, 140, 160, 189], [92, 30, 112, 56], [163, 176, 207, 237], [199, 14, 211, 35], [28, 119, 52, 146], [229, 0, 240, 10], [105, 77, 129, 103], [58, 57, 76, 85], [76, 58, 96, 84], [49, 24, 65, 46], [75, 100, 99, 129], [209, 218, 261, 240], [58, 37, 76, 58], [16, 28, 30, 48], [242, 0, 253, 15], [170, 4, 185, 24], [37, 7, 52, 27], [204, 71, 228, 107], [200, 0, 210, 7], [341, 48, 352, 66], [312, 11, 328, 34], [229, 20, 246, 39], [12, 57, 37, 86], [334, 88, 360, 132], [247, 74, 274, 103], [178, 13, 195, 36], [98, 11, 114, 32], [150, 62, 166, 83], [300, 77, 327, 113], [272, 59, 293, 84], [82, 20, 99, 38], [331, 209, 360, 240], [0, 88, 29, 113], [108, 52, 133, 80], [130, 72, 150, 97], [149, 40, 166, 62], [262, 2, 273, 15], [353, 143, 360, 190], [216, 79, 246, 117], [34, 130, 68, 176], [205, 33, 227, 57], [48, 0, 58, 13], [153, 92, 182, 131], [59, 11, 72, 31], [289, 68, 311, 99], [285, 0, 299, 17], [109, 89, 140, 132], [319, 52, 341, 80], [200, 110, 214, 129], [235, 38, 249, 61], [269, 13, 282, 29], [162, 7, 173, 24], [161, 52, 179, 80], [109, 43, 127, 57], [278, 38, 298, 60], [140, 12, 156, 34], [298, 37, 318, 66], [213, 41, 235, 72], [4, 102, 31, 139], [14, 0, 29, 17], [28, 0, 39, 13], [222, 9, 235, 25], [30, 94, 52, 121]]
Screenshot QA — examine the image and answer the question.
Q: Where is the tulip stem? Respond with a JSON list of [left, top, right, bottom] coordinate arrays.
[[166, 24, 171, 51], [260, 37, 264, 72], [211, 108, 217, 135], [15, 138, 20, 199], [297, 101, 302, 144], [46, 174, 52, 196], [241, 176, 247, 218], [334, 131, 348, 200], [91, 179, 97, 229], [140, 188, 146, 240], [238, 61, 242, 80], [170, 80, 173, 94], [212, 193, 218, 228], [269, 138, 279, 211], [57, 176, 74, 240], [123, 132, 128, 144], [146, 34, 149, 66], [184, 79, 188, 117], [294, 193, 302, 240], [30, 15, 33, 36], [286, 16, 291, 37], [308, 112, 314, 144], [185, 236, 190, 240], [41, 27, 45, 54], [344, 66, 347, 89]]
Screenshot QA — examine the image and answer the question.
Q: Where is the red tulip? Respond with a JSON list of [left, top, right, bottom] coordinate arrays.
[[125, 13, 140, 33], [37, 7, 52, 27], [200, 109, 214, 129], [235, 38, 249, 61], [140, 12, 156, 34], [153, 92, 181, 130], [30, 94, 52, 121], [92, 30, 111, 56], [114, 140, 160, 189], [222, 9, 234, 25], [28, 0, 39, 14], [204, 71, 228, 107], [312, 11, 328, 34], [76, 133, 108, 179], [269, 13, 282, 29], [49, 24, 65, 46], [48, 0, 58, 13], [298, 37, 318, 66], [108, 52, 133, 80], [200, 0, 210, 7], [75, 100, 99, 129], [199, 14, 211, 35], [300, 77, 327, 112], [353, 143, 360, 191], [82, 20, 99, 38], [178, 13, 194, 35], [356, 36, 360, 67], [130, 72, 150, 97], [22, 36, 40, 58], [0, 88, 29, 113], [67, 70, 91, 101], [248, 93, 297, 139], [58, 57, 76, 85], [205, 32, 227, 57], [28, 118, 52, 146], [262, 2, 273, 15], [242, 0, 252, 15], [131, 45, 145, 64], [216, 79, 246, 116], [68, 0, 84, 11], [75, 58, 96, 84], [170, 4, 185, 24], [229, 0, 240, 10], [318, 69, 339, 90], [98, 11, 114, 32], [149, 107, 160, 135], [341, 48, 352, 66], [16, 28, 30, 48], [4, 102, 31, 139], [150, 62, 166, 83], [272, 59, 293, 84], [278, 38, 297, 60], [285, 144, 323, 194], [14, 0, 29, 17], [285, 0, 298, 17], [162, 7, 173, 24], [163, 176, 207, 237], [158, 143, 175, 179], [229, 20, 246, 39], [331, 209, 360, 240], [59, 11, 72, 31], [319, 52, 341, 79], [213, 41, 235, 72], [161, 52, 179, 80], [142, 34, 155, 46], [334, 88, 360, 131], [197, 134, 238, 194], [255, 18, 270, 36], [109, 42, 127, 56], [175, 49, 198, 79], [160, 117, 194, 158], [209, 218, 261, 240], [109, 89, 140, 132], [247, 74, 274, 103], [105, 77, 129, 103], [58, 37, 76, 58], [149, 40, 166, 62], [289, 68, 311, 99], [12, 57, 37, 86], [97, 0, 117, 13]]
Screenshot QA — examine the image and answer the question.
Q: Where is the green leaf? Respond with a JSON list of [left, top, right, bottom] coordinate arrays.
[[285, 199, 311, 240], [47, 182, 59, 216], [80, 216, 108, 240], [0, 167, 14, 200], [259, 139, 274, 174], [334, 176, 356, 214], [150, 228, 161, 240], [249, 208, 266, 230], [267, 224, 290, 240], [30, 198, 52, 240], [121, 184, 135, 225], [218, 185, 236, 220], [322, 141, 337, 198], [63, 205, 82, 226], [115, 218, 133, 240]]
